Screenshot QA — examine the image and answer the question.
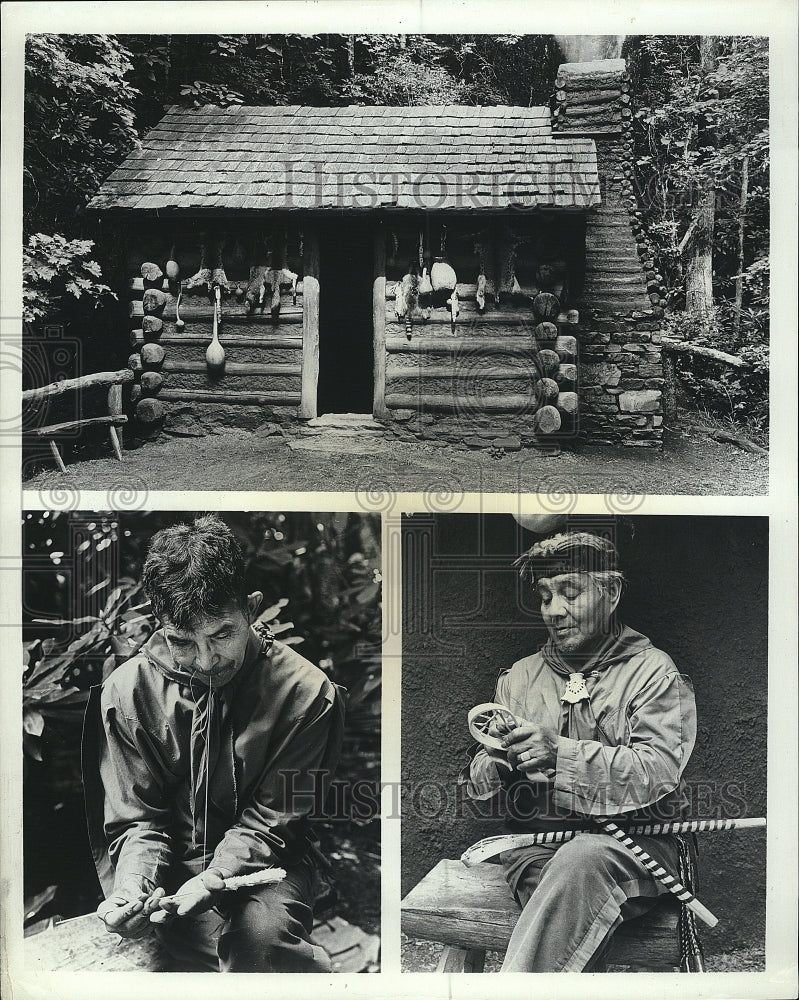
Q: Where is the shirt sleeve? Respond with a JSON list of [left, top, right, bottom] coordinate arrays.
[[211, 682, 345, 876], [99, 691, 173, 893], [553, 670, 697, 816], [465, 670, 514, 801]]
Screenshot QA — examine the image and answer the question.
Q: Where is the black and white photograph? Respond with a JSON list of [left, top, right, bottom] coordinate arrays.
[[1, 3, 797, 1000], [18, 29, 770, 495], [401, 513, 767, 973], [20, 509, 381, 973]]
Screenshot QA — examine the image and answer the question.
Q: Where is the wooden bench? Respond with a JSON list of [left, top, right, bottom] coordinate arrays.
[[402, 859, 681, 972], [25, 911, 380, 973], [23, 369, 133, 471]]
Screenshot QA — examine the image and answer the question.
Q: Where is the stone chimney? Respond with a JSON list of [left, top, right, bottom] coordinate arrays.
[[551, 58, 666, 447]]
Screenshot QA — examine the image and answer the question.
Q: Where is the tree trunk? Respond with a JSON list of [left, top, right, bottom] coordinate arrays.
[[733, 154, 749, 345], [684, 36, 719, 322], [684, 187, 715, 319]]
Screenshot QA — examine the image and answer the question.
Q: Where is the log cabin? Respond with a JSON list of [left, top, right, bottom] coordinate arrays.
[[89, 57, 665, 449]]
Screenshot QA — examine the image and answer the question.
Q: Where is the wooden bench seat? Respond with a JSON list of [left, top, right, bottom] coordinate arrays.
[[401, 858, 681, 972]]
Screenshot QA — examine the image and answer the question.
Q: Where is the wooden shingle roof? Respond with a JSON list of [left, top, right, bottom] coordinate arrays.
[[90, 105, 601, 213]]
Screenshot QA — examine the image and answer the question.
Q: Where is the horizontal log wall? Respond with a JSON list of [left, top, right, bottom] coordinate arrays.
[[380, 216, 585, 449], [124, 225, 305, 432]]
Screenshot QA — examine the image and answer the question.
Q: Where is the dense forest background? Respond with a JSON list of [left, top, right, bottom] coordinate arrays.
[[23, 33, 769, 435], [22, 510, 382, 939]]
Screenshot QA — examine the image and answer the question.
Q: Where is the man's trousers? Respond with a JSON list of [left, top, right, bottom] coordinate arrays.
[[154, 859, 330, 973], [501, 832, 677, 972]]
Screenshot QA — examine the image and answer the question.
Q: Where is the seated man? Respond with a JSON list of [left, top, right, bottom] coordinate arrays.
[[83, 514, 344, 972], [466, 530, 698, 973]]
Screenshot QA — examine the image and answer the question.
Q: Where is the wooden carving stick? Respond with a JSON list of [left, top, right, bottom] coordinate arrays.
[[460, 817, 766, 866], [599, 819, 718, 927]]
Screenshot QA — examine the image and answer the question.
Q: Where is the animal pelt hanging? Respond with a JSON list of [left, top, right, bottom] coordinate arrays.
[[184, 232, 231, 297], [245, 229, 298, 318], [395, 270, 419, 340]]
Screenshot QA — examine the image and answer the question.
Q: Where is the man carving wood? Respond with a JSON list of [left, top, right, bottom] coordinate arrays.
[[465, 531, 698, 972], [83, 514, 344, 971]]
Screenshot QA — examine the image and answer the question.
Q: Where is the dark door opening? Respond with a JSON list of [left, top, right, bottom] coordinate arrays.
[[318, 219, 374, 415]]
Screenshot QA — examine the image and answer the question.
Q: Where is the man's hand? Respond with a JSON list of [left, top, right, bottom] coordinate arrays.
[[150, 868, 228, 923], [97, 878, 160, 939], [502, 722, 558, 773], [487, 707, 517, 740]]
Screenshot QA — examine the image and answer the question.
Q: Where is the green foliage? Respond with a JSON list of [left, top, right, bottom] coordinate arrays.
[[627, 35, 769, 428], [24, 34, 139, 234], [23, 233, 116, 325], [665, 305, 769, 439], [629, 35, 769, 307], [24, 34, 138, 330]]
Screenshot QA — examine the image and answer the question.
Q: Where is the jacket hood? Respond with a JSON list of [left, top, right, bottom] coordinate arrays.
[[542, 623, 653, 677], [140, 625, 264, 689]]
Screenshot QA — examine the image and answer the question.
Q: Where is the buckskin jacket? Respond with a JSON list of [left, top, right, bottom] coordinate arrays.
[[466, 624, 697, 891], [83, 626, 345, 897]]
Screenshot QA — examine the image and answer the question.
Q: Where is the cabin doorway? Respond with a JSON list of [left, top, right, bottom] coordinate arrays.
[[318, 219, 374, 415]]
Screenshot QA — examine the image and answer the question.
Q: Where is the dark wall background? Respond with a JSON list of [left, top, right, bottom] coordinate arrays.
[[401, 514, 768, 952]]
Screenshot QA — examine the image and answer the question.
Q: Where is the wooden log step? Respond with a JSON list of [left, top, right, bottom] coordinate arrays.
[[386, 393, 538, 414], [158, 389, 300, 406], [556, 105, 624, 123], [555, 87, 626, 105], [553, 124, 624, 136], [555, 68, 630, 89]]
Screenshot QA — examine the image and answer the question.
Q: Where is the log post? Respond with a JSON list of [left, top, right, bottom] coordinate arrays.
[[299, 225, 320, 420], [107, 381, 124, 458], [373, 220, 387, 420], [49, 439, 67, 473]]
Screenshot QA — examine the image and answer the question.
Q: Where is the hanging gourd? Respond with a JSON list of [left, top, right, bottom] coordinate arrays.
[[175, 283, 185, 330], [206, 286, 225, 370], [430, 224, 457, 296], [165, 245, 180, 282]]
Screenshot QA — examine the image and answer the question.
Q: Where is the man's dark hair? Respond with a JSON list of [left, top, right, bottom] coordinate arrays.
[[142, 514, 249, 629]]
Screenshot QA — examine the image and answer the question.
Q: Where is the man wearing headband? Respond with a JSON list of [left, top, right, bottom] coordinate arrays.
[[466, 531, 697, 972], [83, 514, 345, 971]]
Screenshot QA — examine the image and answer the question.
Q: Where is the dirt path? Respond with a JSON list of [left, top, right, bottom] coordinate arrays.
[[23, 413, 767, 500]]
